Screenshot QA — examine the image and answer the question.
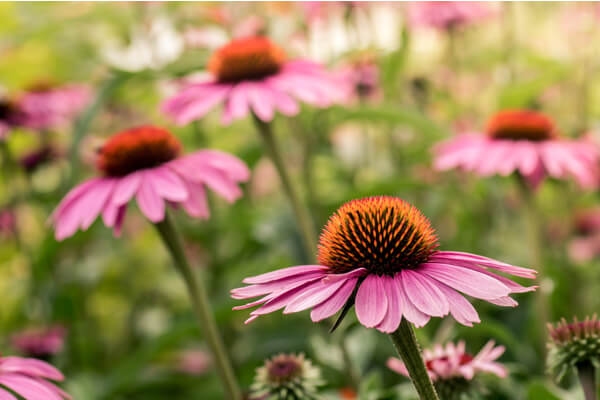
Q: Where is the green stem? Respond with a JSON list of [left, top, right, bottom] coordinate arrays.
[[517, 178, 549, 358], [577, 361, 598, 400], [251, 114, 317, 261], [389, 320, 439, 400], [155, 213, 241, 400]]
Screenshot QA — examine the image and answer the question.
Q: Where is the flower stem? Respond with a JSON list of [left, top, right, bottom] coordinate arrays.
[[577, 361, 598, 400], [516, 178, 550, 359], [251, 114, 317, 261], [155, 213, 241, 400], [389, 319, 440, 400]]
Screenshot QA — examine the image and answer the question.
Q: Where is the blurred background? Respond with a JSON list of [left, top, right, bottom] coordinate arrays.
[[1, 2, 600, 399]]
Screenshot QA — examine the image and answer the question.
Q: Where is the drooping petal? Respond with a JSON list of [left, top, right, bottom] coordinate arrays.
[[420, 262, 511, 300], [0, 374, 63, 400], [435, 283, 480, 327], [376, 275, 403, 333], [149, 167, 188, 202], [135, 172, 165, 222], [283, 277, 349, 314], [401, 270, 449, 317], [111, 171, 142, 206], [355, 274, 388, 328], [310, 277, 358, 322], [395, 274, 430, 327], [242, 265, 328, 285], [0, 357, 64, 381]]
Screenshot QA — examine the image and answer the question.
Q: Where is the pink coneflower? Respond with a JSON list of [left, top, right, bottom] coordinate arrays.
[[406, 2, 493, 31], [16, 83, 90, 132], [51, 125, 249, 240], [232, 196, 536, 333], [162, 36, 344, 125], [0, 354, 70, 399], [336, 57, 381, 102], [434, 110, 600, 190], [388, 340, 506, 399], [387, 340, 507, 381], [11, 326, 66, 360]]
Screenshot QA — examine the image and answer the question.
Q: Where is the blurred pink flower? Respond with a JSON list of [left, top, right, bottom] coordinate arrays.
[[336, 58, 380, 102], [51, 126, 249, 240], [11, 326, 66, 360], [0, 209, 17, 239], [232, 197, 536, 332], [568, 207, 600, 263], [434, 110, 600, 190], [407, 1, 493, 30], [175, 349, 211, 375], [0, 97, 24, 140], [16, 83, 90, 131], [0, 355, 70, 399], [387, 340, 507, 381], [162, 36, 345, 125]]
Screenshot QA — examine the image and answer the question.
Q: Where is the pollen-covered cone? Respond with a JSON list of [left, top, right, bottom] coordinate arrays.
[[232, 196, 536, 333]]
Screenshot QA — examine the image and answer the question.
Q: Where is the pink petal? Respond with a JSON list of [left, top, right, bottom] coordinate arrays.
[[250, 278, 323, 316], [242, 265, 328, 284], [310, 277, 358, 322], [79, 179, 116, 230], [0, 388, 17, 400], [230, 272, 326, 299], [248, 83, 275, 121], [386, 357, 409, 377], [180, 181, 210, 219], [168, 84, 231, 126], [488, 296, 518, 307], [149, 167, 188, 202], [221, 82, 250, 124], [395, 274, 430, 327], [376, 275, 403, 333], [0, 374, 62, 400], [420, 263, 511, 300], [111, 172, 142, 206], [283, 277, 349, 314], [355, 275, 388, 328], [435, 283, 480, 327], [135, 172, 165, 222], [0, 357, 63, 381], [401, 270, 449, 317]]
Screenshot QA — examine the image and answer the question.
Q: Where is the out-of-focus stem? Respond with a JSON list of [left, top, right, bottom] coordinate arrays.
[[389, 320, 440, 400], [517, 178, 549, 357], [155, 213, 241, 400], [576, 361, 598, 400], [251, 114, 317, 261]]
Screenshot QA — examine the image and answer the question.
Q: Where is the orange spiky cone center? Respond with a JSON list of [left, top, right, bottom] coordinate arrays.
[[486, 109, 557, 141], [97, 126, 181, 176], [208, 36, 286, 83], [317, 196, 439, 275]]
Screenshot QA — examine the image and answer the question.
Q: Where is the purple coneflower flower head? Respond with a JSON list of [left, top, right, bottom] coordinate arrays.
[[232, 196, 536, 332], [434, 110, 600, 190], [388, 340, 506, 399], [0, 354, 70, 399], [251, 353, 322, 400], [407, 1, 493, 31], [11, 326, 66, 360], [547, 315, 600, 380], [51, 125, 249, 240], [162, 36, 345, 125], [16, 83, 90, 132], [336, 57, 380, 102]]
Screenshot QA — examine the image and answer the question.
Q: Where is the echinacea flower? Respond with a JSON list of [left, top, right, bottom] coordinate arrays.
[[162, 36, 345, 125], [11, 326, 66, 360], [0, 354, 70, 399], [51, 125, 249, 240], [19, 145, 60, 174], [406, 2, 493, 31], [434, 109, 600, 190], [232, 196, 536, 333], [16, 83, 90, 132], [250, 353, 322, 400], [388, 340, 506, 399], [547, 315, 600, 381]]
